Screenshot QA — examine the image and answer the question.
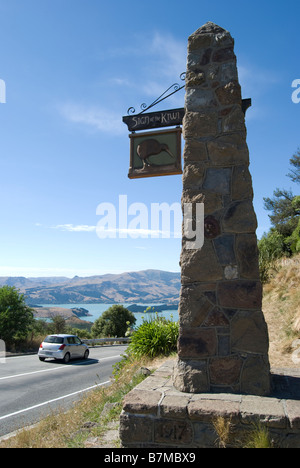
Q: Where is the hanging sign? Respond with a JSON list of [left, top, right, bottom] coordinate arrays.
[[128, 128, 182, 179], [123, 108, 185, 132]]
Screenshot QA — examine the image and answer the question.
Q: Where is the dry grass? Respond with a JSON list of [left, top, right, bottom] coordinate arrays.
[[213, 416, 232, 448], [213, 417, 273, 449], [263, 254, 300, 368], [0, 355, 154, 448]]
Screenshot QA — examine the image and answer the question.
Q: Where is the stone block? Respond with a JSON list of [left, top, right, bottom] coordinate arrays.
[[207, 134, 249, 166], [236, 233, 260, 279], [132, 375, 169, 391], [231, 310, 269, 354], [203, 167, 232, 194], [231, 165, 253, 200], [188, 34, 214, 51], [182, 188, 224, 215], [193, 422, 218, 448], [202, 307, 229, 327], [222, 107, 246, 134], [240, 395, 286, 428], [224, 265, 239, 279], [285, 400, 300, 429], [218, 334, 231, 356], [181, 240, 224, 283], [185, 69, 206, 87], [220, 62, 239, 84], [122, 389, 162, 415], [160, 394, 191, 419], [178, 284, 214, 327], [154, 419, 193, 445], [222, 200, 257, 233], [119, 413, 153, 443], [240, 355, 271, 396], [188, 397, 240, 422], [213, 234, 236, 265], [185, 88, 217, 111], [218, 280, 262, 309], [181, 189, 206, 207], [281, 433, 300, 449], [183, 139, 208, 162], [173, 358, 209, 393], [215, 81, 241, 105], [212, 46, 235, 62], [209, 356, 243, 387], [182, 162, 205, 188], [187, 22, 231, 53], [183, 111, 219, 139], [206, 63, 220, 83], [178, 327, 217, 358]]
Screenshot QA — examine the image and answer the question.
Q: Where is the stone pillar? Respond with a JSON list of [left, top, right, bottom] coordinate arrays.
[[173, 22, 271, 396]]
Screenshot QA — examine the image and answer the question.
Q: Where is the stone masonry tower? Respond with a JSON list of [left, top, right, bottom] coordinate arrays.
[[173, 22, 271, 396]]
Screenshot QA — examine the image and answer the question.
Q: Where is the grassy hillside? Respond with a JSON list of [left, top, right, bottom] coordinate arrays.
[[263, 253, 300, 367]]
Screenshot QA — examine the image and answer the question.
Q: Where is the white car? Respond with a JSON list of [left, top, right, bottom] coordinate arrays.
[[38, 334, 89, 363]]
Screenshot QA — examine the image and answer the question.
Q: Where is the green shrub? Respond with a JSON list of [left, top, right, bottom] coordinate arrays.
[[286, 217, 300, 254], [129, 314, 179, 358], [258, 230, 287, 283], [91, 305, 136, 338], [0, 286, 35, 347]]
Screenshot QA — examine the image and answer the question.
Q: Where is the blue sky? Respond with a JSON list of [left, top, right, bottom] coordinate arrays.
[[0, 0, 299, 277]]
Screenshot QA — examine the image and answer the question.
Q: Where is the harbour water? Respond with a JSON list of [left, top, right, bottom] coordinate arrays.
[[40, 303, 179, 328]]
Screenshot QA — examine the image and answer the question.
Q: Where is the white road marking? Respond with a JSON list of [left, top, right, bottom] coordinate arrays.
[[0, 354, 121, 381], [0, 365, 71, 381], [0, 380, 111, 421]]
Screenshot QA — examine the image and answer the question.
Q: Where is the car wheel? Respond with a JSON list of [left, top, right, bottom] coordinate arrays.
[[63, 352, 71, 364], [83, 349, 89, 360], [39, 357, 45, 362]]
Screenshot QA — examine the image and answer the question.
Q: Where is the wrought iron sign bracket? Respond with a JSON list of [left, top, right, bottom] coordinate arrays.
[[127, 73, 186, 117]]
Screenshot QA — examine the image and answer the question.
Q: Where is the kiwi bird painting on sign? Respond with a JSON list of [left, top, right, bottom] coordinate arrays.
[[128, 128, 182, 179]]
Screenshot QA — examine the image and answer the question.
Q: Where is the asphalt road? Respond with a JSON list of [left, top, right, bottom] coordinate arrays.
[[0, 345, 128, 437]]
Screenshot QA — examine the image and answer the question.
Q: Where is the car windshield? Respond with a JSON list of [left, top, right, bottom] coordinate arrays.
[[44, 336, 64, 344]]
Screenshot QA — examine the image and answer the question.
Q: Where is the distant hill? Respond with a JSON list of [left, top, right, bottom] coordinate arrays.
[[0, 276, 69, 290], [0, 270, 181, 305]]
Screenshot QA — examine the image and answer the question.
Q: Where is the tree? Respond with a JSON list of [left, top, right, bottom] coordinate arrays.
[[286, 200, 300, 254], [92, 305, 136, 338], [259, 149, 300, 282], [263, 150, 300, 238], [49, 315, 67, 334], [287, 149, 300, 185], [258, 230, 287, 283], [263, 189, 299, 237], [0, 286, 34, 345]]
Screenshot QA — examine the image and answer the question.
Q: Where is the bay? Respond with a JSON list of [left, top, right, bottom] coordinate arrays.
[[40, 303, 179, 328]]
